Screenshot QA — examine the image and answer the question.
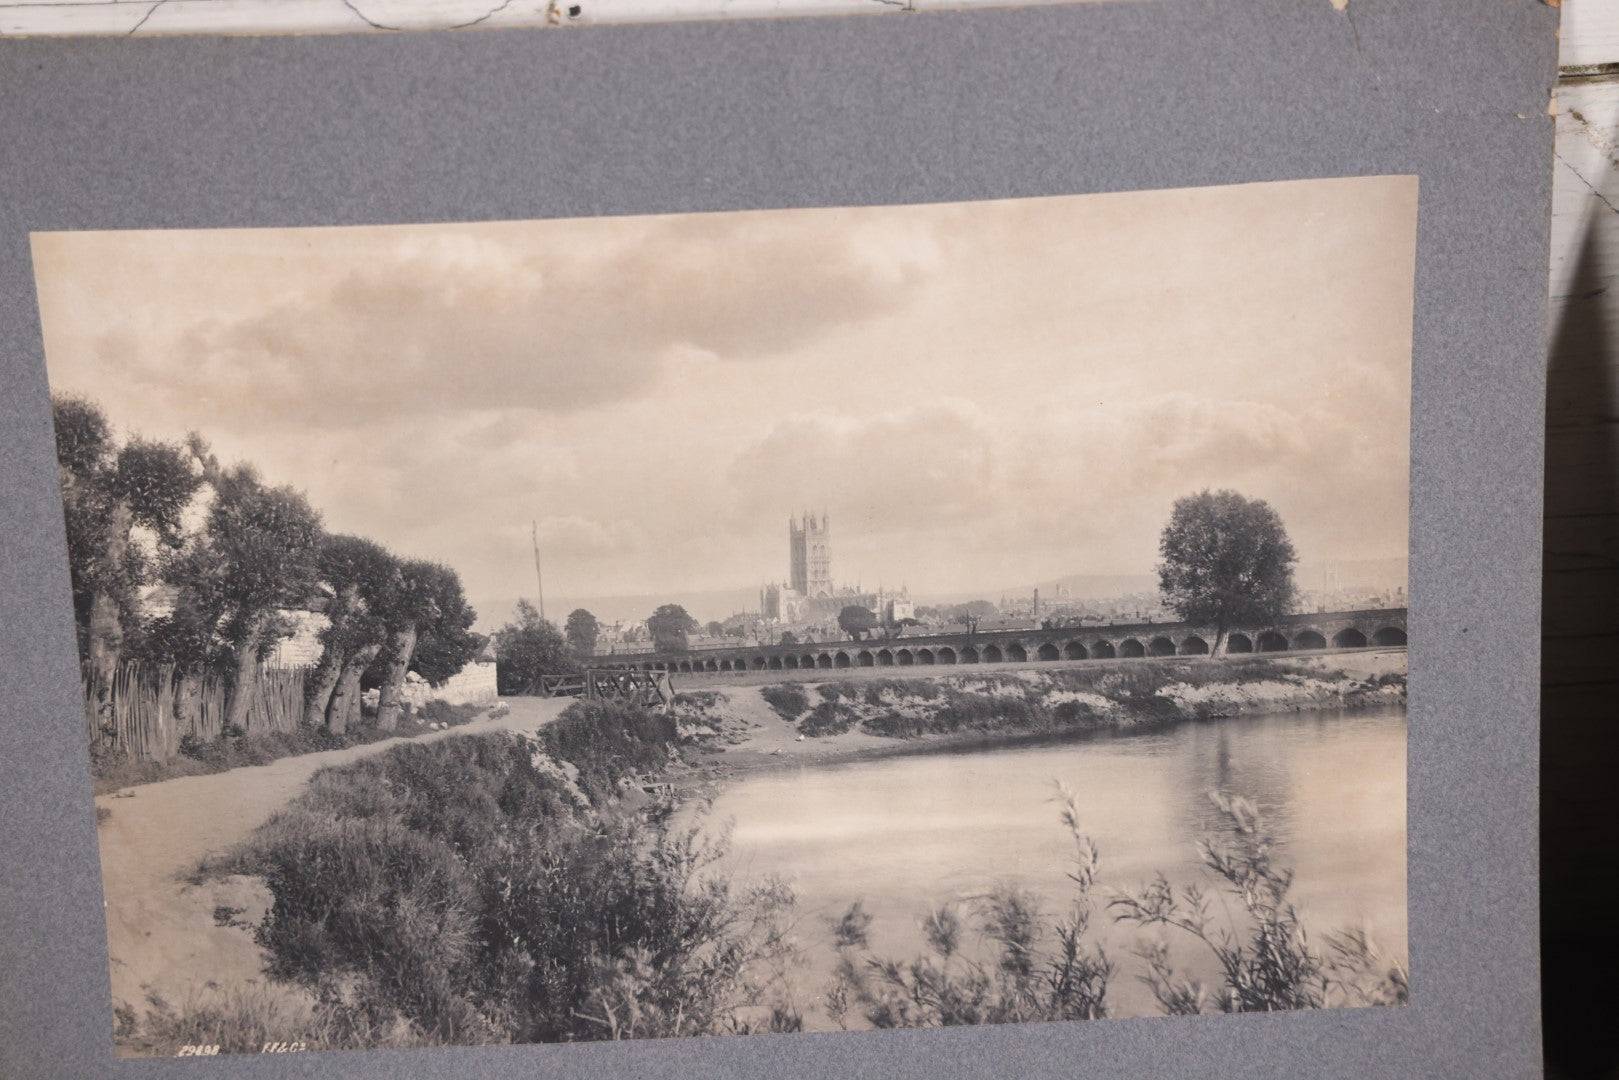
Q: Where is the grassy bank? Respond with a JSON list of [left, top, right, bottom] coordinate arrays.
[[759, 660, 1405, 742], [131, 696, 797, 1054], [92, 700, 495, 796]]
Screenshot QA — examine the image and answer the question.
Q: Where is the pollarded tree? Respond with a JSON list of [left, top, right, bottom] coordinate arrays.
[[372, 559, 482, 731], [302, 535, 397, 734], [837, 605, 879, 642], [202, 464, 324, 730], [494, 599, 577, 695], [646, 603, 698, 653], [564, 608, 600, 658], [51, 394, 202, 715], [1156, 490, 1297, 658]]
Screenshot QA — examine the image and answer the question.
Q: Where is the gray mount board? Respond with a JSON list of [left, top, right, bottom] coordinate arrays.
[[0, 3, 1554, 1078]]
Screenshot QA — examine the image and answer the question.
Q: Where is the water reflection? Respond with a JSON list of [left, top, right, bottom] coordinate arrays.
[[703, 706, 1407, 1024]]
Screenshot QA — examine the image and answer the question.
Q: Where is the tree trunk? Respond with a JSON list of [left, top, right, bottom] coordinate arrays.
[[302, 654, 344, 728], [1210, 624, 1228, 660], [326, 643, 380, 736], [374, 626, 418, 732], [173, 670, 202, 730], [85, 501, 133, 723], [223, 621, 263, 733]]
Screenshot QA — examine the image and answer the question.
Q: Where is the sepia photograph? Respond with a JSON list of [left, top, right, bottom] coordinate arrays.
[[32, 174, 1415, 1058]]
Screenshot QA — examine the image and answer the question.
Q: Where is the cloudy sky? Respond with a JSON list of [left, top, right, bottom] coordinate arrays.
[[32, 176, 1416, 626]]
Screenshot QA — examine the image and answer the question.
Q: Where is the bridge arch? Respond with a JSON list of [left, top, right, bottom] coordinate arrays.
[[768, 656, 783, 670], [877, 649, 894, 666], [961, 646, 980, 663], [1256, 631, 1289, 652], [783, 654, 799, 669], [982, 644, 1004, 663], [1038, 642, 1061, 661], [801, 653, 816, 670], [897, 649, 915, 666], [1293, 630, 1327, 651], [857, 650, 874, 667], [705, 659, 718, 672], [1148, 636, 1176, 657], [918, 648, 936, 665], [751, 656, 769, 671], [937, 647, 957, 664], [1064, 641, 1088, 660], [1092, 640, 1116, 659], [681, 661, 693, 673], [1008, 643, 1028, 662], [1333, 628, 1368, 649], [1372, 626, 1407, 646], [1120, 638, 1145, 658], [1226, 633, 1253, 654], [1180, 636, 1209, 655], [834, 651, 852, 669], [817, 653, 833, 669]]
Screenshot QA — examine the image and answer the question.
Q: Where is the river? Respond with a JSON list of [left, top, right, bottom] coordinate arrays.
[[702, 704, 1407, 1025]]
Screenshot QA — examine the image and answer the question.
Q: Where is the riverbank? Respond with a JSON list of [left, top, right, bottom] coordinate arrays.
[[92, 695, 569, 1054], [673, 650, 1406, 786]]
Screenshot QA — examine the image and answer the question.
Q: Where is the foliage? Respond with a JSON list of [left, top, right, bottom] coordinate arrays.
[[837, 605, 879, 641], [778, 630, 799, 646], [50, 394, 203, 665], [828, 785, 1112, 1027], [1156, 490, 1297, 653], [493, 599, 578, 694], [217, 732, 799, 1046], [564, 608, 600, 658], [541, 699, 678, 798], [1110, 792, 1409, 1013], [313, 535, 396, 666], [704, 621, 725, 639], [647, 603, 698, 653], [758, 683, 811, 722], [384, 560, 483, 688], [797, 701, 857, 738]]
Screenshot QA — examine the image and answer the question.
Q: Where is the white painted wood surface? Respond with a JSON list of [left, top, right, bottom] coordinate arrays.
[[0, 0, 1086, 36]]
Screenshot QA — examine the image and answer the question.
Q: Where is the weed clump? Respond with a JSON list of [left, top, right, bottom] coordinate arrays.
[[759, 684, 811, 722]]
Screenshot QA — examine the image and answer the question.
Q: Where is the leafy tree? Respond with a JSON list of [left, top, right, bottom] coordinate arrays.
[[837, 605, 879, 641], [301, 535, 396, 733], [51, 395, 202, 718], [372, 560, 482, 732], [646, 603, 697, 652], [565, 608, 600, 658], [1156, 490, 1297, 657], [494, 599, 577, 694], [199, 464, 324, 729], [704, 620, 725, 639], [778, 630, 799, 646]]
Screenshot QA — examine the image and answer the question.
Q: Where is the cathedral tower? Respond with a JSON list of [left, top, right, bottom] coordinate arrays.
[[789, 512, 833, 598]]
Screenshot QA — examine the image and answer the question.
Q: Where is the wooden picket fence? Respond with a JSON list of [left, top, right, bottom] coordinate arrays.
[[83, 660, 306, 763]]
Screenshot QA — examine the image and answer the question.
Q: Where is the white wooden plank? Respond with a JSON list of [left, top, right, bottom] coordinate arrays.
[[1561, 0, 1619, 71]]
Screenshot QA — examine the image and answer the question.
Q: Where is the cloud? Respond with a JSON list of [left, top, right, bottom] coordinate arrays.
[[726, 399, 1005, 533], [102, 211, 946, 432]]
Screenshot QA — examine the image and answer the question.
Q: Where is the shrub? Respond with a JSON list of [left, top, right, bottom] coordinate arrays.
[[219, 731, 800, 1047], [797, 701, 857, 738], [541, 700, 678, 798], [1109, 792, 1410, 1013], [759, 684, 810, 722], [828, 784, 1112, 1027]]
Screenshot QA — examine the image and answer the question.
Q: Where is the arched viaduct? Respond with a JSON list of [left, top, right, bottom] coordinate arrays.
[[597, 607, 1408, 676]]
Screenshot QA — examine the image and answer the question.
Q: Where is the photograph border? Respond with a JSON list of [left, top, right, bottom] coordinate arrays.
[[0, 4, 1553, 1078]]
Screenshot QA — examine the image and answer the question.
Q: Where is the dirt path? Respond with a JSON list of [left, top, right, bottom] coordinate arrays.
[[93, 697, 567, 1019]]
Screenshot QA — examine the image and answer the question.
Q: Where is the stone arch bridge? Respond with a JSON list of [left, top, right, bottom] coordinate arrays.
[[599, 607, 1408, 676]]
